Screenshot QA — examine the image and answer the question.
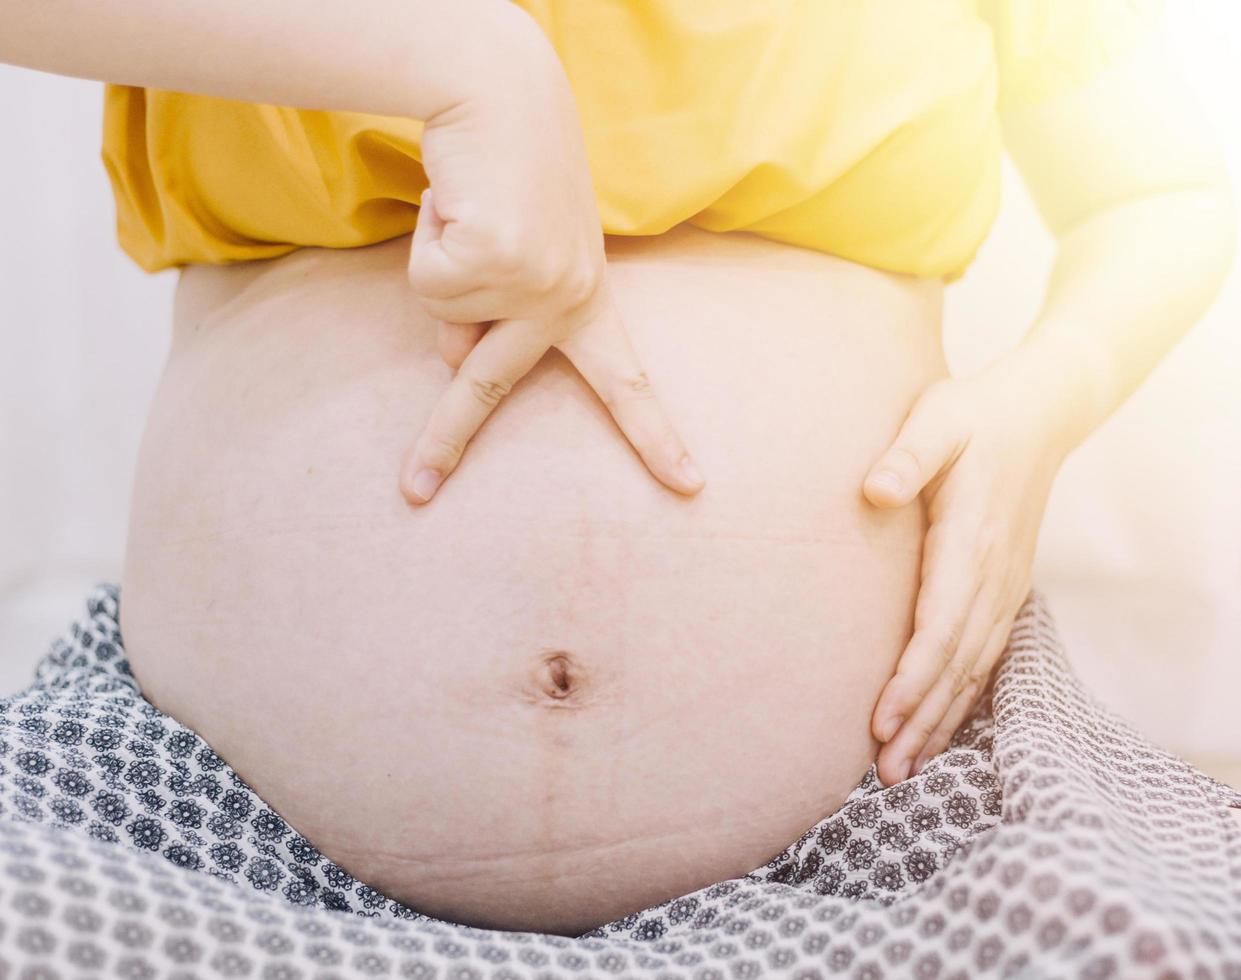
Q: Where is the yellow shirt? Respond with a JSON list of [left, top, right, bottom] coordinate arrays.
[[101, 0, 1162, 281]]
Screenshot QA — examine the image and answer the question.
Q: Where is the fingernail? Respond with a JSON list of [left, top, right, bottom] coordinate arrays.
[[867, 470, 903, 496], [679, 456, 705, 490], [911, 757, 926, 777], [879, 715, 904, 742], [897, 758, 914, 783], [408, 468, 443, 503]]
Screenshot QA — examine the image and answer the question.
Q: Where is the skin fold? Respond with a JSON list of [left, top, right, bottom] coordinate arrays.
[[121, 225, 945, 934]]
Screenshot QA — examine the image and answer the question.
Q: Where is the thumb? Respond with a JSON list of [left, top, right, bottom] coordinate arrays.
[[864, 400, 964, 508], [407, 186, 459, 298], [414, 189, 489, 369], [412, 187, 445, 249]]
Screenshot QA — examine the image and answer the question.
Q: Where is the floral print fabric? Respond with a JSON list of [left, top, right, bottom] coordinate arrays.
[[1, 585, 1239, 977]]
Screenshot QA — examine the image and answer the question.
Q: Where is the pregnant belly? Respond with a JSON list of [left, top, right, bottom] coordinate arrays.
[[120, 224, 946, 934]]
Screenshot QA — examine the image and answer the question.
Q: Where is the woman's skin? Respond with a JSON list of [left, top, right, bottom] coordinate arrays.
[[122, 225, 943, 933], [1, 0, 706, 501], [3, 0, 1238, 853], [862, 35, 1236, 784]]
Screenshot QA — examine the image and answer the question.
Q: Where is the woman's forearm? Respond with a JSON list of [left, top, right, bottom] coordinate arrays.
[[1003, 180, 1237, 452], [0, 0, 548, 121], [863, 176, 1235, 783]]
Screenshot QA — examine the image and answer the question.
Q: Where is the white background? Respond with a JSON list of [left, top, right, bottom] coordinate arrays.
[[1, 5, 1238, 782]]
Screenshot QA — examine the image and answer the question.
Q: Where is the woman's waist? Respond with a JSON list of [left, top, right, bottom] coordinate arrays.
[[172, 222, 942, 340]]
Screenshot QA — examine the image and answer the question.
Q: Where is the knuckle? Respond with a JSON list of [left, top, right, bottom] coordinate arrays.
[[603, 370, 655, 408], [645, 433, 686, 470], [966, 665, 988, 690], [527, 257, 561, 295], [419, 435, 466, 470], [932, 627, 960, 667], [888, 445, 923, 477], [626, 371, 654, 396], [945, 658, 970, 693], [885, 689, 915, 718], [560, 260, 599, 309], [466, 374, 513, 408], [481, 226, 527, 274]]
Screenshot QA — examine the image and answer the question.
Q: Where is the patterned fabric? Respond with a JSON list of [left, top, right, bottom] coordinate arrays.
[[1, 584, 1239, 977]]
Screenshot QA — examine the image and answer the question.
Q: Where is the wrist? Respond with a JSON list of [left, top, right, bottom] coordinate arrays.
[[986, 326, 1119, 456], [409, 2, 561, 119]]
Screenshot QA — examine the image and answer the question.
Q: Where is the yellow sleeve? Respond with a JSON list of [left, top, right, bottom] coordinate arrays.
[[978, 0, 1166, 112]]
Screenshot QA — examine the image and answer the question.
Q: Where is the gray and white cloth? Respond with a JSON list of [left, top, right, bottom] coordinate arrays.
[[1, 584, 1239, 977]]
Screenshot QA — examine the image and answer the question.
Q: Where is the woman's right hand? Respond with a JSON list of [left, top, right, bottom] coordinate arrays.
[[0, 0, 700, 507], [400, 19, 705, 505]]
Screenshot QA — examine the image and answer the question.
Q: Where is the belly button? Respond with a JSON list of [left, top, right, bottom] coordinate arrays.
[[545, 654, 572, 698], [533, 651, 583, 705]]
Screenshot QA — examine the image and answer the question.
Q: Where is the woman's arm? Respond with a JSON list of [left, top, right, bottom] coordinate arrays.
[[998, 31, 1236, 448], [0, 0, 532, 120], [2, 0, 706, 503], [865, 28, 1236, 785]]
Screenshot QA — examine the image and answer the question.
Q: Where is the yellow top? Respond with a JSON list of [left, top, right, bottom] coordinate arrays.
[[101, 0, 1162, 281]]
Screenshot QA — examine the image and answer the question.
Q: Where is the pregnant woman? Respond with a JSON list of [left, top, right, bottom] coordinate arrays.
[[3, 0, 1240, 975]]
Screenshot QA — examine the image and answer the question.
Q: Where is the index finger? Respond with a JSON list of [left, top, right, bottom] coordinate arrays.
[[555, 304, 706, 497], [399, 319, 548, 504]]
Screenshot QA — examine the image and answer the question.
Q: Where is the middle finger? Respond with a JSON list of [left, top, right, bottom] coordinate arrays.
[[556, 301, 705, 496], [400, 318, 548, 503]]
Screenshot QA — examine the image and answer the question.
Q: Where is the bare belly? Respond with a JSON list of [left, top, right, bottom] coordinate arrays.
[[120, 224, 946, 934]]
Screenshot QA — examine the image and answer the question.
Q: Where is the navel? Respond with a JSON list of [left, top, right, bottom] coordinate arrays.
[[533, 650, 583, 705], [544, 654, 573, 698]]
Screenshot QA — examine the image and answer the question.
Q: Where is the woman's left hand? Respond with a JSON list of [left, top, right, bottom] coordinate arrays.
[[863, 347, 1081, 786]]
